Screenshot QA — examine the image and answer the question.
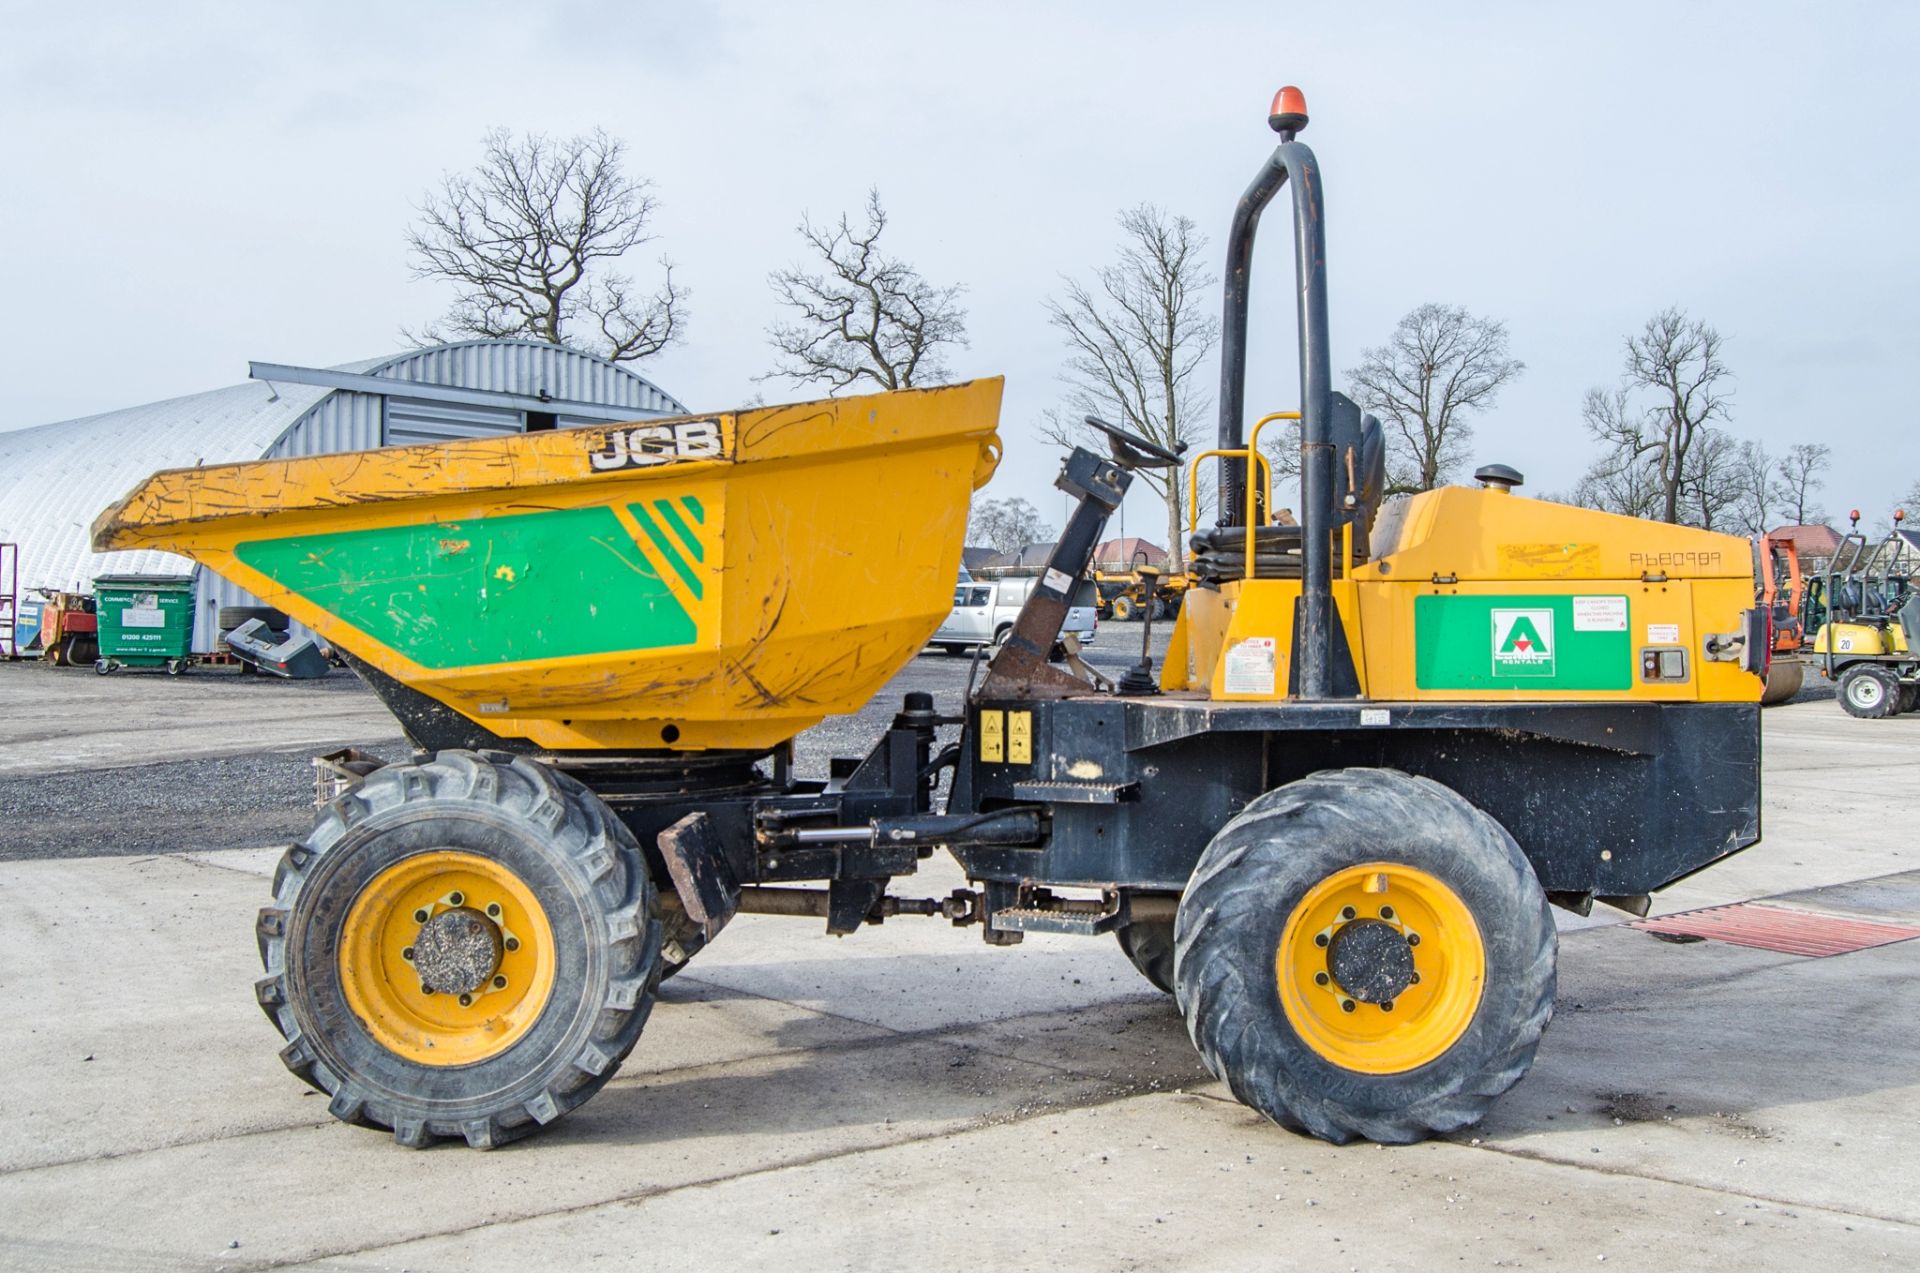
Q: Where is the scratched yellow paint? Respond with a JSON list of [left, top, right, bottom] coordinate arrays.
[[94, 380, 1005, 751]]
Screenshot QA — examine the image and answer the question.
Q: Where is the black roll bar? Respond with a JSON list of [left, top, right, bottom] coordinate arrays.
[[1215, 108, 1337, 700]]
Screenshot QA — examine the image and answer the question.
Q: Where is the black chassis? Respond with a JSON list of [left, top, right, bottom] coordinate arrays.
[[947, 695, 1762, 918], [596, 689, 1763, 940]]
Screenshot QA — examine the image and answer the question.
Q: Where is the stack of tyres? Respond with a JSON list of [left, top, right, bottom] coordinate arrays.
[[92, 575, 194, 675]]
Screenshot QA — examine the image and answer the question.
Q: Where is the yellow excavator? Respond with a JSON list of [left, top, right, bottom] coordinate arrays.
[[95, 85, 1766, 1149]]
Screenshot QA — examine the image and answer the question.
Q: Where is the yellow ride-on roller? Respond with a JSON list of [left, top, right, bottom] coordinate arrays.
[[97, 87, 1766, 1149]]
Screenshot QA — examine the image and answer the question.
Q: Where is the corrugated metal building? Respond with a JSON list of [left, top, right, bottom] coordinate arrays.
[[0, 339, 685, 653]]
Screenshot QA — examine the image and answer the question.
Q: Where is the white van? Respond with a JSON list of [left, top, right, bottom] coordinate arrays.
[[932, 576, 1098, 655]]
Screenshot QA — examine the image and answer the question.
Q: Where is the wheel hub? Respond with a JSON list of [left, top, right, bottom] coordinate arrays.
[[1326, 918, 1415, 1004], [412, 906, 502, 996], [339, 851, 556, 1066], [1276, 861, 1487, 1074]]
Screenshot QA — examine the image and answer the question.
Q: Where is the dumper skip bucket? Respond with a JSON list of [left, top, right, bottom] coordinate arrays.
[[93, 380, 1004, 752]]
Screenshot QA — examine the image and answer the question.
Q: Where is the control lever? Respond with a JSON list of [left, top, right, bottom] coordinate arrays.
[[1116, 564, 1163, 696]]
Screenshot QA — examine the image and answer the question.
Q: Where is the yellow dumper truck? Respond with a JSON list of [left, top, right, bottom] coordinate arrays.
[[95, 87, 1766, 1148]]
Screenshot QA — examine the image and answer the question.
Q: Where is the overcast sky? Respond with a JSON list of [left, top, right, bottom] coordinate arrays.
[[3, 1, 1914, 540]]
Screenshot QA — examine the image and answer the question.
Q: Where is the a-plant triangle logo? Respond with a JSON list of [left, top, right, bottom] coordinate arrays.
[[1491, 608, 1555, 677]]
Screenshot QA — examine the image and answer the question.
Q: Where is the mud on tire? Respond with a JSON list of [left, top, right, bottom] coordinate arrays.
[[1175, 767, 1556, 1144], [255, 749, 662, 1149]]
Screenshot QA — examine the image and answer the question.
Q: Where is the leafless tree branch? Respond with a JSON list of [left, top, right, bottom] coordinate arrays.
[[1043, 205, 1219, 571], [761, 190, 968, 393], [1347, 303, 1524, 493], [406, 128, 686, 362]]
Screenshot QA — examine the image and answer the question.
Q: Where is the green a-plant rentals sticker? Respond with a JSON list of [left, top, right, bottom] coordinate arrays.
[[1416, 594, 1631, 690], [1491, 608, 1554, 677]]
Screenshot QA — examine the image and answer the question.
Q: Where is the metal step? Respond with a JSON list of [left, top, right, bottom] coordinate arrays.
[[989, 904, 1123, 937]]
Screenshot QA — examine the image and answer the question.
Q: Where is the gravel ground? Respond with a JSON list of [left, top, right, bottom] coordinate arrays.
[[0, 629, 1170, 863]]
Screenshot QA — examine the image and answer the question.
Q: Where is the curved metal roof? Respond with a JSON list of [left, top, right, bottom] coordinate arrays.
[[0, 380, 334, 590], [353, 339, 687, 415], [0, 340, 685, 593]]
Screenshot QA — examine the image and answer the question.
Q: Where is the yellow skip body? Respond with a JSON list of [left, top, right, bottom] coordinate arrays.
[[94, 381, 1004, 751]]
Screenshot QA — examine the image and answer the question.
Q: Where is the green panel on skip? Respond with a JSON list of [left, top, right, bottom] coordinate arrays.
[[235, 506, 696, 668], [1415, 594, 1632, 691]]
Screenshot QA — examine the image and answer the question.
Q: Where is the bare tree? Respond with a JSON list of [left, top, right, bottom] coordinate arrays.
[[1043, 205, 1219, 572], [1347, 303, 1524, 492], [407, 128, 686, 362], [1774, 443, 1831, 526], [967, 497, 1052, 556], [1570, 387, 1665, 519], [763, 190, 968, 393], [1725, 438, 1775, 537], [1680, 428, 1745, 532], [1568, 308, 1732, 525]]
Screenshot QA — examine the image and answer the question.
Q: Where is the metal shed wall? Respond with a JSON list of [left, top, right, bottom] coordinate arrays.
[[2, 340, 686, 657]]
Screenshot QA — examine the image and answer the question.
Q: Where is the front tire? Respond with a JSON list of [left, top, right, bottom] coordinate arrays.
[[255, 750, 661, 1149], [1838, 664, 1900, 719], [1175, 768, 1555, 1144]]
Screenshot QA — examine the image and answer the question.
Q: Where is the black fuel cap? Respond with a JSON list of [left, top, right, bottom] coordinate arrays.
[[1474, 464, 1524, 490]]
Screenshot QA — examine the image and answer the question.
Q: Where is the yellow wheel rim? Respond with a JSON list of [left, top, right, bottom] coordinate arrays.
[[1276, 861, 1485, 1075], [339, 851, 556, 1067]]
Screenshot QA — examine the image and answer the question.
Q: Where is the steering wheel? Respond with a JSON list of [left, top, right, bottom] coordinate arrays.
[[1084, 416, 1185, 470]]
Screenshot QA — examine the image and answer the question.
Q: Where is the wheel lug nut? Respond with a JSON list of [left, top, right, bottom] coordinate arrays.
[[413, 909, 430, 923], [1380, 1000, 1395, 1012], [1410, 971, 1422, 984], [1314, 971, 1330, 986], [1380, 905, 1395, 919], [458, 993, 473, 1007], [449, 892, 465, 906], [420, 986, 434, 996], [1314, 933, 1330, 948], [1341, 906, 1356, 920], [1340, 999, 1355, 1014], [401, 946, 414, 961], [505, 937, 520, 952], [1407, 932, 1421, 946], [486, 903, 501, 918]]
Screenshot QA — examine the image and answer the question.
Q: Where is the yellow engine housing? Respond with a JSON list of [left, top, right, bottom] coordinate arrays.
[[1164, 484, 1762, 705]]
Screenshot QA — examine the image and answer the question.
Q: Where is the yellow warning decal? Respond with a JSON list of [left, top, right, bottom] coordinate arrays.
[[1496, 542, 1600, 578], [979, 710, 1005, 762], [1007, 711, 1033, 764]]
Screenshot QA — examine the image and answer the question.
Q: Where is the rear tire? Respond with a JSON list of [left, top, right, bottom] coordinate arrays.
[[1839, 664, 1900, 719], [1117, 920, 1175, 995], [255, 750, 661, 1149], [1176, 768, 1556, 1144], [1111, 596, 1136, 622]]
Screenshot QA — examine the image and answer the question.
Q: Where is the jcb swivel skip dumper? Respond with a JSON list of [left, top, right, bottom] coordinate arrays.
[[95, 88, 1766, 1148]]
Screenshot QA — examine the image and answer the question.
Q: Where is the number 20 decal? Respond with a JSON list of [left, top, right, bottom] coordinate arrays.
[[589, 419, 725, 471]]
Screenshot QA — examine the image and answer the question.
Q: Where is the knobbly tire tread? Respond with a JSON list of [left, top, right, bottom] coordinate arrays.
[[1116, 920, 1176, 995], [255, 749, 662, 1149], [1174, 767, 1556, 1144], [1838, 664, 1900, 719]]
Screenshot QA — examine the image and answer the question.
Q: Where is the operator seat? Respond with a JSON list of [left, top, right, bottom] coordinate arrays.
[[1189, 394, 1384, 582]]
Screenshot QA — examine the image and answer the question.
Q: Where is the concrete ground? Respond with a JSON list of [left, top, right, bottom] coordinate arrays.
[[1, 649, 1917, 1271]]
